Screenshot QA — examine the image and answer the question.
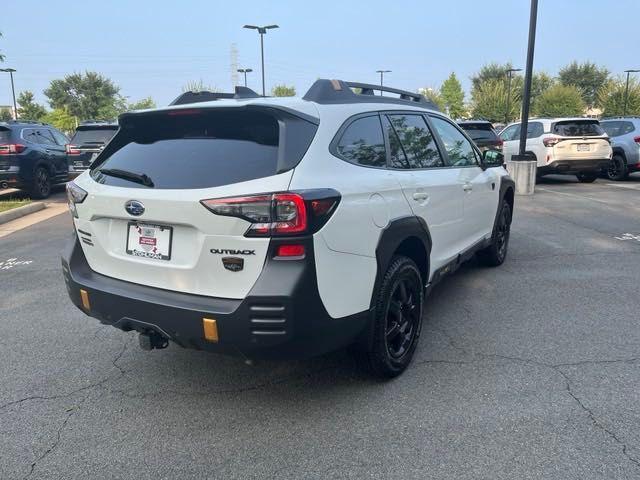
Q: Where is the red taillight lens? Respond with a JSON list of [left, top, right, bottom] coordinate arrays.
[[66, 144, 81, 155], [0, 144, 26, 154], [543, 137, 560, 147], [276, 244, 306, 258], [201, 190, 340, 237], [634, 136, 640, 144]]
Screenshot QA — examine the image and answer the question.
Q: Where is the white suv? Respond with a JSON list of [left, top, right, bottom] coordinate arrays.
[[62, 80, 514, 377], [499, 118, 612, 182]]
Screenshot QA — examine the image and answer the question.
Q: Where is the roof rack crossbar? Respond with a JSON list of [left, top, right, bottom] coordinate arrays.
[[169, 86, 261, 106], [303, 79, 439, 110]]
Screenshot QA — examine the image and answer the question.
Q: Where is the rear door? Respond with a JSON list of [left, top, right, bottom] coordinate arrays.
[[72, 107, 317, 300], [383, 113, 465, 268], [551, 120, 610, 160], [69, 125, 119, 170], [499, 124, 520, 161]]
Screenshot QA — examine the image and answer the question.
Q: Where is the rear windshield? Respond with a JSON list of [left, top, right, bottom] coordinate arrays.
[[459, 124, 498, 141], [552, 120, 604, 137], [601, 121, 636, 138], [71, 127, 118, 145], [91, 108, 317, 189], [0, 127, 10, 143]]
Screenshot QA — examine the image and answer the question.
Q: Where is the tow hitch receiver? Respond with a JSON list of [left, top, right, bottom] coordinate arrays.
[[138, 331, 169, 351]]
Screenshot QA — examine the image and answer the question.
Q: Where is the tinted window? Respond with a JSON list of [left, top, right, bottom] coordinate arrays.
[[460, 124, 498, 142], [50, 129, 69, 146], [36, 130, 56, 145], [93, 109, 315, 189], [552, 120, 604, 137], [382, 116, 409, 169], [500, 124, 520, 141], [336, 115, 386, 168], [601, 121, 636, 137], [22, 128, 39, 143], [429, 116, 478, 167], [0, 127, 10, 143], [71, 127, 118, 145], [387, 114, 443, 168], [527, 122, 544, 138]]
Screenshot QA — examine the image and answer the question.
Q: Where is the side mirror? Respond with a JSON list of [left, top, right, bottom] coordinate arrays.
[[482, 149, 504, 168]]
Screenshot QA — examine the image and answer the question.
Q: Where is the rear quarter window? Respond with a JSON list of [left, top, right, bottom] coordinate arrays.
[[334, 115, 386, 168], [552, 120, 604, 137]]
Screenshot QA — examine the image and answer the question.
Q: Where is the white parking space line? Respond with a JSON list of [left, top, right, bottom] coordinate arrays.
[[605, 183, 640, 190], [536, 187, 613, 205]]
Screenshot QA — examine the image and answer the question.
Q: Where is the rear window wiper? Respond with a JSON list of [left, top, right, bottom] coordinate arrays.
[[98, 168, 154, 187]]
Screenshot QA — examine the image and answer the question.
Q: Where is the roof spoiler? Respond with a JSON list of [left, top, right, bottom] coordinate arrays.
[[169, 86, 261, 105], [303, 79, 439, 110]]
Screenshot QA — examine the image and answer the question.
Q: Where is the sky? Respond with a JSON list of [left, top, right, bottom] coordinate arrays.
[[1, 0, 638, 108]]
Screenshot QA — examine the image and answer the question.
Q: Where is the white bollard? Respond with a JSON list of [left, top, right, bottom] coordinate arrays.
[[506, 160, 537, 196]]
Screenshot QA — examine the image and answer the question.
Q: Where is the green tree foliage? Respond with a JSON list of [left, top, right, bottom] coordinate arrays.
[[558, 61, 610, 108], [271, 85, 296, 97], [471, 62, 515, 92], [440, 73, 465, 119], [418, 88, 445, 111], [41, 108, 77, 134], [44, 72, 121, 121], [128, 97, 156, 111], [598, 78, 640, 116], [0, 108, 12, 122], [17, 91, 47, 121], [471, 79, 519, 123], [533, 84, 585, 117]]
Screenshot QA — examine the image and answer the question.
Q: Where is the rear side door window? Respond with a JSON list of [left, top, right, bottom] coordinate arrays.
[[385, 114, 444, 169], [335, 115, 386, 168], [527, 122, 544, 139], [36, 130, 56, 146], [500, 124, 520, 142], [428, 116, 479, 167]]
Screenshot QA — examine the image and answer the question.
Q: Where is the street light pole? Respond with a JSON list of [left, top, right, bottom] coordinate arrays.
[[243, 25, 279, 96], [0, 68, 17, 120], [237, 68, 253, 87], [376, 70, 391, 95], [623, 69, 640, 116], [505, 68, 522, 124]]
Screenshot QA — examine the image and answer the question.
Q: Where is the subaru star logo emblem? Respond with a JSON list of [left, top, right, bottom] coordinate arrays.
[[125, 200, 145, 216]]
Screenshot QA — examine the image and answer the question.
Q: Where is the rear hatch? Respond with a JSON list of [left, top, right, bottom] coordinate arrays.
[[68, 125, 119, 170], [72, 106, 318, 299], [459, 123, 502, 150], [551, 119, 610, 160], [0, 127, 13, 170]]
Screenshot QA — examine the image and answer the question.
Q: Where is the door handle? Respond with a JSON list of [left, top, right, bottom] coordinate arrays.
[[463, 183, 473, 192], [412, 192, 429, 201]]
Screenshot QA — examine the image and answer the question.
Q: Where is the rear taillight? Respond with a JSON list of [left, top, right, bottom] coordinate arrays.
[[66, 144, 81, 155], [634, 136, 640, 145], [0, 144, 26, 154], [201, 190, 340, 237], [543, 137, 561, 147], [495, 138, 503, 150], [66, 181, 88, 218]]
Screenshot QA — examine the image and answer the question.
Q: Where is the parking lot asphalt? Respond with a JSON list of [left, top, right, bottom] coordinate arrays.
[[1, 175, 640, 479]]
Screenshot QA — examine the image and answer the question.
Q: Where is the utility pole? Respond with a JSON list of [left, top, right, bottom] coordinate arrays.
[[243, 24, 279, 96], [0, 68, 17, 120], [237, 68, 253, 87], [505, 68, 522, 124], [623, 69, 640, 116], [376, 70, 391, 95]]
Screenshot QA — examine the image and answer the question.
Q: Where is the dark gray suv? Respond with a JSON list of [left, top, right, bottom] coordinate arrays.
[[600, 117, 640, 180]]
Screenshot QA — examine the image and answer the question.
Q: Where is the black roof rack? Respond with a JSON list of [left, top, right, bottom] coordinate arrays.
[[303, 79, 439, 110], [79, 120, 117, 126], [3, 119, 51, 126], [169, 86, 261, 106]]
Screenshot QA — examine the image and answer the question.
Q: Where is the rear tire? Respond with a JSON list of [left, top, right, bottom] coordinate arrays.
[[477, 200, 511, 267], [29, 166, 51, 199], [607, 154, 628, 181], [357, 256, 423, 378], [576, 172, 597, 183]]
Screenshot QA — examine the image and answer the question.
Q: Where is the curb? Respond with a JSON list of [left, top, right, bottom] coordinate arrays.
[[0, 202, 46, 225]]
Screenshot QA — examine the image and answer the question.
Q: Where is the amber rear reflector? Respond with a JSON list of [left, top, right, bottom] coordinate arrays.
[[80, 289, 90, 310], [203, 318, 219, 342]]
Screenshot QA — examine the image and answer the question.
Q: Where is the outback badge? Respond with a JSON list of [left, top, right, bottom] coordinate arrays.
[[222, 257, 244, 272]]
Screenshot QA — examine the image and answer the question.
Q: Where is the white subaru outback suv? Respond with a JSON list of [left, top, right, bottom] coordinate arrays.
[[62, 80, 514, 377], [499, 117, 612, 182]]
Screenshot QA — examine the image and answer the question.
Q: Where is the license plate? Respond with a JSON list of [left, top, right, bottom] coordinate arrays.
[[126, 222, 173, 260], [577, 143, 590, 152]]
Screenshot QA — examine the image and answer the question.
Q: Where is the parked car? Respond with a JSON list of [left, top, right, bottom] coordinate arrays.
[[67, 121, 118, 178], [599, 117, 640, 181], [0, 120, 69, 198], [499, 118, 612, 183], [62, 79, 514, 378], [458, 120, 503, 152]]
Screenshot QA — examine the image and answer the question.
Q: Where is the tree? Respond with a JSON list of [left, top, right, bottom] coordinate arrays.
[[44, 72, 121, 121], [17, 91, 47, 121], [128, 97, 156, 111], [418, 87, 445, 111], [471, 79, 520, 123], [533, 84, 585, 117], [440, 73, 465, 119], [471, 62, 515, 92], [0, 108, 12, 122], [271, 85, 296, 97], [558, 61, 610, 108], [598, 78, 640, 117], [41, 108, 77, 134]]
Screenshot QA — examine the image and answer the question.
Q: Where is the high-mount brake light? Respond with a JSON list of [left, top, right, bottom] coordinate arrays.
[[0, 144, 26, 154], [201, 190, 340, 237]]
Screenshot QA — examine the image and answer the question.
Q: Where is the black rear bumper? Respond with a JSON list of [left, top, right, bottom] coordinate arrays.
[[540, 158, 610, 174], [61, 235, 370, 360]]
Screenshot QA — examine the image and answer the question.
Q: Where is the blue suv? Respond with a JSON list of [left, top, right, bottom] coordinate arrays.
[[600, 117, 640, 180]]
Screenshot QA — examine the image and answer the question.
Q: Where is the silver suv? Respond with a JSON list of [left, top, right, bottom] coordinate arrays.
[[600, 117, 640, 180]]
